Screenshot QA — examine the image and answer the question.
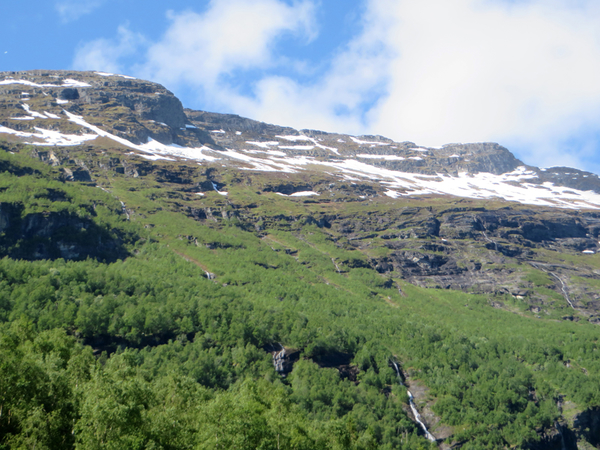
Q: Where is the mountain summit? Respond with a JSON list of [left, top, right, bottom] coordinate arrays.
[[2, 70, 600, 210]]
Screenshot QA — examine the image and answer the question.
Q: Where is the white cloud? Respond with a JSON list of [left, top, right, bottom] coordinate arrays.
[[218, 2, 396, 134], [140, 0, 317, 89], [228, 0, 600, 170], [55, 0, 105, 23], [366, 0, 600, 170], [71, 0, 600, 172], [73, 26, 146, 74], [220, 0, 600, 171]]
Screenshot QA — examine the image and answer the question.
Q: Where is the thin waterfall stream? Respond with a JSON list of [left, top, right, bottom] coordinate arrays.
[[481, 231, 498, 251], [391, 360, 436, 442], [331, 258, 341, 273], [273, 343, 286, 373], [548, 272, 575, 309], [530, 263, 575, 309]]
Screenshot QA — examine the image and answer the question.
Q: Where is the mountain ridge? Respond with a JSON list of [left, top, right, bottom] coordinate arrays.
[[2, 70, 600, 210]]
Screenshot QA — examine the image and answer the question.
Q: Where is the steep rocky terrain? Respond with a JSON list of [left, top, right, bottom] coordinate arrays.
[[2, 70, 600, 449], [3, 70, 600, 208]]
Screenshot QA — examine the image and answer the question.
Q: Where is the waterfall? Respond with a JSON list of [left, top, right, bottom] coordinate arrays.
[[331, 258, 341, 273], [407, 390, 436, 442], [482, 231, 498, 251], [273, 344, 286, 373], [391, 360, 404, 385], [530, 263, 574, 309], [204, 271, 215, 280], [390, 359, 436, 442], [120, 201, 130, 220], [548, 272, 574, 309]]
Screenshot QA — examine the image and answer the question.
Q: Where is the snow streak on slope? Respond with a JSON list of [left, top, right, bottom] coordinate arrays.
[[206, 150, 600, 209], [94, 72, 137, 80], [64, 111, 220, 162], [0, 124, 98, 146], [1, 78, 600, 210], [0, 78, 91, 88], [357, 154, 405, 161]]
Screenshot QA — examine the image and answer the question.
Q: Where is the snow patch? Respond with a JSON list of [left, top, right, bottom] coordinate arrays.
[[94, 72, 136, 79], [0, 125, 97, 146], [276, 135, 313, 142], [136, 154, 176, 161], [279, 145, 315, 151], [316, 143, 339, 154], [61, 79, 92, 87], [357, 154, 405, 161], [276, 191, 319, 197], [247, 141, 279, 149], [241, 149, 287, 157], [21, 103, 47, 119], [290, 191, 319, 197], [350, 136, 390, 146], [217, 149, 297, 173], [0, 77, 91, 88]]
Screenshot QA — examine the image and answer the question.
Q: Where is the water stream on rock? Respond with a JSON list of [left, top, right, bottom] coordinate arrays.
[[481, 231, 498, 251], [530, 263, 575, 309], [204, 271, 215, 280], [273, 344, 286, 373], [548, 272, 574, 309], [331, 258, 341, 273], [391, 360, 436, 442]]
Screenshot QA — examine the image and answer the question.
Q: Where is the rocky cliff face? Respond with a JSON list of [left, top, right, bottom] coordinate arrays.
[[0, 70, 213, 147], [3, 70, 600, 205]]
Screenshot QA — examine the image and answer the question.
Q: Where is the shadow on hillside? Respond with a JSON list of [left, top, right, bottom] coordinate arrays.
[[0, 203, 133, 263]]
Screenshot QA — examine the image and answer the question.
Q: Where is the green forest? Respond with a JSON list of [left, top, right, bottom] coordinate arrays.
[[1, 148, 600, 449]]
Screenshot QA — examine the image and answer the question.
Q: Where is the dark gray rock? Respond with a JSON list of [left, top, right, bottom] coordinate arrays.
[[59, 88, 79, 100]]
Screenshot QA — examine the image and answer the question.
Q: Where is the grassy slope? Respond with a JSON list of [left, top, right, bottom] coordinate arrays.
[[103, 153, 600, 441], [2, 143, 600, 449]]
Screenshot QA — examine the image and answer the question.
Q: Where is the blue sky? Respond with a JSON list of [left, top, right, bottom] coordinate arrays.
[[3, 0, 600, 173]]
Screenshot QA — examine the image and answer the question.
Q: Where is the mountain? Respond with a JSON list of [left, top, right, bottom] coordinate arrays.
[[2, 70, 600, 449], [3, 70, 600, 208]]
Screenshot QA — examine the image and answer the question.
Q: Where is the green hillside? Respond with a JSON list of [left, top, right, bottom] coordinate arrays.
[[1, 143, 600, 450], [2, 70, 600, 449]]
